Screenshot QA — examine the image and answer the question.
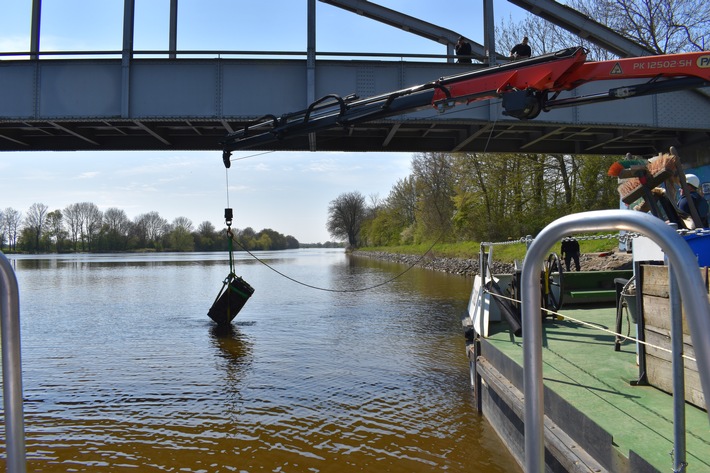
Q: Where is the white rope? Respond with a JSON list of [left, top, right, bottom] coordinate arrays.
[[482, 227, 710, 248], [484, 289, 698, 363]]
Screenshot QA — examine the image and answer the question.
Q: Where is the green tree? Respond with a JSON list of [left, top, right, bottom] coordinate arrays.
[[102, 207, 132, 251], [256, 229, 284, 250], [167, 217, 195, 251], [285, 235, 299, 249], [45, 209, 67, 252], [236, 227, 257, 251], [411, 152, 455, 242], [168, 227, 195, 251], [194, 221, 218, 251], [573, 155, 619, 212], [256, 232, 272, 251], [18, 227, 37, 253], [361, 206, 405, 246]]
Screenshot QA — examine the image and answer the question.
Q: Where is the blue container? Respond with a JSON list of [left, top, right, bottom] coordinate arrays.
[[682, 233, 710, 267]]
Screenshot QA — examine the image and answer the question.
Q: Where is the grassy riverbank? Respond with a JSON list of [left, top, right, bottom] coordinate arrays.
[[359, 236, 620, 263]]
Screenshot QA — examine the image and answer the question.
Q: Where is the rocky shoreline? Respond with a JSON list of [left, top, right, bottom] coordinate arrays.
[[352, 250, 633, 277]]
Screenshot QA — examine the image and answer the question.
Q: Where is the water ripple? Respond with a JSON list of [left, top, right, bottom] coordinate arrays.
[[7, 251, 519, 472]]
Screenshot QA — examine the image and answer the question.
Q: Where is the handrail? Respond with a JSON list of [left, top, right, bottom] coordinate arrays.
[[0, 251, 26, 472], [520, 210, 710, 473], [0, 49, 481, 62]]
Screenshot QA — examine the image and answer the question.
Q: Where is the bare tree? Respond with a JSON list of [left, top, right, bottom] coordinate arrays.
[[63, 203, 83, 251], [104, 207, 132, 250], [134, 211, 168, 248], [0, 208, 5, 250], [571, 0, 710, 53], [198, 221, 216, 235], [76, 202, 102, 251], [3, 208, 22, 251], [327, 191, 367, 248], [171, 216, 193, 232], [497, 13, 571, 59], [104, 208, 131, 236], [24, 202, 49, 251], [498, 0, 710, 60]]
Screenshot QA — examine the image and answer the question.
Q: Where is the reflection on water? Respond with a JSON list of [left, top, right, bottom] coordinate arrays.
[[3, 249, 519, 472], [210, 323, 253, 386]]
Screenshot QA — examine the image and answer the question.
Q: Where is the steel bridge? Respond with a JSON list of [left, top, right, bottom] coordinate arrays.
[[2, 0, 710, 163]]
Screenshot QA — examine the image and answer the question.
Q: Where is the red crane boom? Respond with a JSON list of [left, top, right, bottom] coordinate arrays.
[[221, 47, 710, 166]]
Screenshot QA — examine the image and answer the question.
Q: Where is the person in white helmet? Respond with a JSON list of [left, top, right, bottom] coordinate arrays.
[[678, 173, 709, 227]]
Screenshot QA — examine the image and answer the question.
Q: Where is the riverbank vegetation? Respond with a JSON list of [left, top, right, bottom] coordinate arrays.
[[0, 203, 308, 254], [358, 238, 619, 265], [328, 152, 622, 257]]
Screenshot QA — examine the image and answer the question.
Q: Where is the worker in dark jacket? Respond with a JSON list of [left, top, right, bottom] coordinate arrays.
[[455, 37, 472, 64], [561, 238, 581, 272], [510, 36, 531, 59]]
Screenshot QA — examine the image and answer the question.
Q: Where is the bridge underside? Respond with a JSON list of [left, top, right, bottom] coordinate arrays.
[[2, 58, 710, 161], [3, 117, 708, 159]]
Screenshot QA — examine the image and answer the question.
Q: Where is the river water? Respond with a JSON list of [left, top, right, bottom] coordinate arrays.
[[3, 249, 519, 472]]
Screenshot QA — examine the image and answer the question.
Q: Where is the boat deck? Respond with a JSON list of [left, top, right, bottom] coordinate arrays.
[[481, 304, 710, 472]]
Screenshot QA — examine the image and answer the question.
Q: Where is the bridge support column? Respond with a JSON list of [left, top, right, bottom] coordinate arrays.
[[30, 0, 42, 60], [169, 0, 178, 59], [307, 0, 316, 105], [483, 0, 496, 65], [122, 0, 135, 118]]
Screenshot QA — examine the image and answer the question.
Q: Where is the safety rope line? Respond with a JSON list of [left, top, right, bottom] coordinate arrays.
[[482, 227, 710, 248], [484, 288, 698, 363], [230, 231, 445, 293]]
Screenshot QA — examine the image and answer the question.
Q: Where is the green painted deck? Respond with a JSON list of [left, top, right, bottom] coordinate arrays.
[[484, 304, 710, 472]]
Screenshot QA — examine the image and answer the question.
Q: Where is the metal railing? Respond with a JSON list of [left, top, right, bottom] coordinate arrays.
[[0, 49, 486, 64], [0, 251, 26, 472], [520, 210, 710, 473]]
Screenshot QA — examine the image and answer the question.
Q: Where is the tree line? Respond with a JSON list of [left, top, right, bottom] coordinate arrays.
[[326, 0, 710, 248], [327, 152, 620, 248], [0, 203, 302, 254]]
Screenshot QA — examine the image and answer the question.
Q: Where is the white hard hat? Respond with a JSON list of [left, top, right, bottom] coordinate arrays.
[[686, 174, 700, 188]]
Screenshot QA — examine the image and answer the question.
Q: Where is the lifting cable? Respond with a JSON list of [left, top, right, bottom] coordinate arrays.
[[222, 151, 448, 293], [207, 169, 256, 325], [229, 231, 445, 293]]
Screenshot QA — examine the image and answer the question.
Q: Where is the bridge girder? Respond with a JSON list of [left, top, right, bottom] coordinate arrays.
[[1, 58, 710, 161]]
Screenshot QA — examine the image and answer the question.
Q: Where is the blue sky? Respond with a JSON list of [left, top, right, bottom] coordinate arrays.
[[0, 1, 527, 243]]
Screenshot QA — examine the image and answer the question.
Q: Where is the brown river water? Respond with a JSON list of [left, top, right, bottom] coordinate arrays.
[[2, 249, 520, 472]]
